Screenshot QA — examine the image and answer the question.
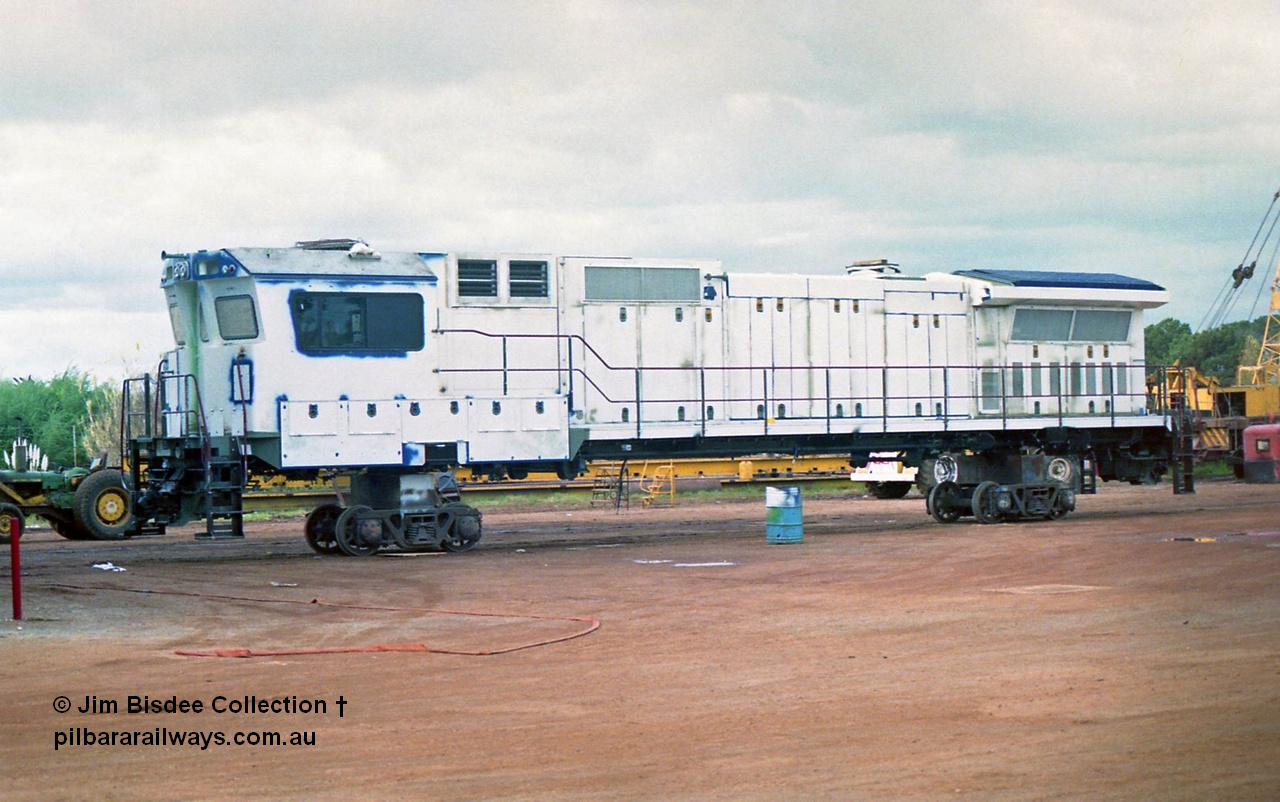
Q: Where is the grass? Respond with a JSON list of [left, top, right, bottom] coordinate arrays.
[[242, 509, 305, 522], [1193, 461, 1236, 478]]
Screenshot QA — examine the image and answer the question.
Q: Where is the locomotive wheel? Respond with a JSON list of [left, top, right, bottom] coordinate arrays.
[[928, 481, 962, 524], [867, 481, 912, 500], [73, 469, 132, 540], [334, 505, 382, 557], [0, 503, 24, 544], [304, 503, 345, 555], [440, 504, 482, 553], [971, 481, 1002, 525], [1047, 485, 1074, 520]]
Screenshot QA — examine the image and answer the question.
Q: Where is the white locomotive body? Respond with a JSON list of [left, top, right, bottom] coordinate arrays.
[[127, 240, 1173, 550]]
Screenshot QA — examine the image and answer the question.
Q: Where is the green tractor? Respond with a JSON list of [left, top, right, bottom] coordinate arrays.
[[0, 442, 132, 543]]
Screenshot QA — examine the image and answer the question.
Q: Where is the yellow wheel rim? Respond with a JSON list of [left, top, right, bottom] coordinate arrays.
[[96, 490, 128, 525]]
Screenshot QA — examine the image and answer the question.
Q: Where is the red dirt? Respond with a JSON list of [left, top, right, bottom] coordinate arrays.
[[3, 480, 1279, 800]]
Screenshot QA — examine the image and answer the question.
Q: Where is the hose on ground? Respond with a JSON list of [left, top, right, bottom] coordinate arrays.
[[46, 583, 600, 658]]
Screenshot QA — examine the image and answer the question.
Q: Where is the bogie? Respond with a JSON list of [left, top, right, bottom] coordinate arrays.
[[919, 449, 1083, 524], [320, 498, 484, 557]]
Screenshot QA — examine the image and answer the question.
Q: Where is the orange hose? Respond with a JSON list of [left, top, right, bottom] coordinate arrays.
[[46, 584, 600, 658]]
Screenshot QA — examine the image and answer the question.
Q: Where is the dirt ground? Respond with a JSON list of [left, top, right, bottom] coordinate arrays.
[[2, 479, 1279, 800]]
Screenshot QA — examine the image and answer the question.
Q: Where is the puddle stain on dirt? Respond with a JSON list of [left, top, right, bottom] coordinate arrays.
[[989, 584, 1105, 595]]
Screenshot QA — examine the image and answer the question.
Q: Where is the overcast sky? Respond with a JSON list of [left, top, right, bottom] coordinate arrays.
[[2, 0, 1278, 381]]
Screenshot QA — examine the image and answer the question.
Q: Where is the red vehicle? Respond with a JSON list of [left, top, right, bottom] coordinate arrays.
[[1242, 422, 1280, 483]]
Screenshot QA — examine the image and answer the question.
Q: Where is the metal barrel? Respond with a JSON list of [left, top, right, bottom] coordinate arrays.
[[765, 486, 803, 544]]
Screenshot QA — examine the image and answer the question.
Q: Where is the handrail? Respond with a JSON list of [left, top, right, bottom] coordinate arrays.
[[122, 367, 213, 468], [434, 327, 1161, 422]]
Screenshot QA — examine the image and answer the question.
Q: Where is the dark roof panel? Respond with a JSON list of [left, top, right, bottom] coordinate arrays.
[[952, 269, 1164, 292]]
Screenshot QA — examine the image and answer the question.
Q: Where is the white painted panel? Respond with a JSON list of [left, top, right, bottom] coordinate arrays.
[[580, 303, 636, 424], [280, 399, 403, 467], [884, 314, 931, 417], [285, 400, 341, 436], [637, 304, 698, 424], [461, 396, 569, 462], [771, 296, 795, 421], [725, 296, 762, 423], [401, 399, 467, 441], [348, 400, 398, 435], [699, 301, 726, 426], [856, 299, 885, 419]]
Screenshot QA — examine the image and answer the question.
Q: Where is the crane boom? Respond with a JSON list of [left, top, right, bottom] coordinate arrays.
[[1237, 257, 1280, 387]]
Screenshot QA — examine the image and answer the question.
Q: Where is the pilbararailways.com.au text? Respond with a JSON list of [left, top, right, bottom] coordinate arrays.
[[50, 694, 347, 751], [55, 727, 317, 750]]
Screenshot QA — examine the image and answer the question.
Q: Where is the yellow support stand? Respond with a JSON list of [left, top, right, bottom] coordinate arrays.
[[639, 461, 675, 506]]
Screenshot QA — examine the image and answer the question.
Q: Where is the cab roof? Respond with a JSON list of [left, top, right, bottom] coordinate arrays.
[[952, 269, 1164, 292]]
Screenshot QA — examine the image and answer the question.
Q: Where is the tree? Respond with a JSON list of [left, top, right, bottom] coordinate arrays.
[[1144, 317, 1193, 368], [1145, 316, 1269, 385], [83, 383, 123, 467], [0, 371, 118, 469], [1181, 318, 1267, 384]]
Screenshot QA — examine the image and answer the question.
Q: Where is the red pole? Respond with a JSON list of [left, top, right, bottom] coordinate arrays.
[[9, 517, 20, 621]]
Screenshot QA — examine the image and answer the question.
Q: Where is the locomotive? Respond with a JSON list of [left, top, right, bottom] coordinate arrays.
[[123, 240, 1174, 554]]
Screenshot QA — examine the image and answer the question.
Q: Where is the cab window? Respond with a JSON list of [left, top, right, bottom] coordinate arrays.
[[290, 291, 423, 354], [215, 295, 260, 341], [167, 304, 186, 346]]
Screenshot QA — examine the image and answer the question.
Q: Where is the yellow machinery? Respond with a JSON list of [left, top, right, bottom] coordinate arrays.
[[1227, 255, 1280, 416], [1198, 256, 1280, 421], [1236, 248, 1280, 388], [1166, 192, 1280, 472], [1198, 189, 1280, 417], [1154, 367, 1236, 461]]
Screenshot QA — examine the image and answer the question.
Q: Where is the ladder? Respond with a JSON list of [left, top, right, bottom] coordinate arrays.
[[197, 455, 245, 540], [1171, 407, 1196, 495], [590, 461, 629, 510]]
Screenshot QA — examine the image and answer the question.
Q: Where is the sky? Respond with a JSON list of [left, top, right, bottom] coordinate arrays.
[[2, 0, 1278, 381]]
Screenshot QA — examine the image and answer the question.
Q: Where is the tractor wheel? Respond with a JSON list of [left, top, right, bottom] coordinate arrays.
[[45, 514, 94, 540], [73, 470, 133, 540], [0, 503, 24, 544], [867, 482, 912, 500]]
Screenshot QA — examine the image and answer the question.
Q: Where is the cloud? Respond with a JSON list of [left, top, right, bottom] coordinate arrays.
[[2, 0, 1280, 379]]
